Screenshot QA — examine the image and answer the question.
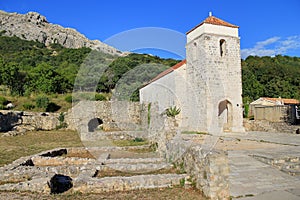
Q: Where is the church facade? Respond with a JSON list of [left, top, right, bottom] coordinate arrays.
[[140, 15, 245, 133]]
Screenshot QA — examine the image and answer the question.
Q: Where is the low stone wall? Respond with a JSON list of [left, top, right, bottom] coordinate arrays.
[[0, 110, 60, 135], [22, 112, 60, 131], [244, 119, 300, 134], [165, 139, 230, 200], [0, 111, 22, 132]]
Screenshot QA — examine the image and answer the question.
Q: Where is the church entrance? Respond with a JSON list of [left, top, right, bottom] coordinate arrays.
[[218, 100, 233, 132]]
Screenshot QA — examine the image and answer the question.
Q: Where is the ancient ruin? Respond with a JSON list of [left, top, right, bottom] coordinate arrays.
[[1, 14, 300, 200]]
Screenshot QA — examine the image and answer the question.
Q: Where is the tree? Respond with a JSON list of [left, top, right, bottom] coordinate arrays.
[[0, 62, 27, 95]]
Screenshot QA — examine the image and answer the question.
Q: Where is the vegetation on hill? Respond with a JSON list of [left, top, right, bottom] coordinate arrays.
[[0, 35, 179, 110], [242, 55, 300, 102], [0, 35, 299, 111]]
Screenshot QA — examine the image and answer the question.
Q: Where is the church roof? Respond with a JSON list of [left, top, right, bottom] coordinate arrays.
[[186, 16, 239, 35], [142, 59, 186, 88]]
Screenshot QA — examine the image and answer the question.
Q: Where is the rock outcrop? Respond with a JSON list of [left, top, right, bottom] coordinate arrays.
[[0, 10, 122, 55]]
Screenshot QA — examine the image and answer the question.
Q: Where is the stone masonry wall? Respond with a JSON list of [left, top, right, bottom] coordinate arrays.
[[65, 101, 148, 139], [165, 139, 230, 200], [148, 105, 230, 199], [0, 110, 60, 135]]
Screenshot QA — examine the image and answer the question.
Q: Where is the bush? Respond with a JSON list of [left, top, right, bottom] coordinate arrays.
[[0, 96, 8, 106], [95, 93, 106, 101], [244, 104, 249, 118], [23, 103, 35, 110], [64, 95, 73, 103], [133, 137, 144, 142], [36, 96, 50, 109], [56, 112, 67, 129]]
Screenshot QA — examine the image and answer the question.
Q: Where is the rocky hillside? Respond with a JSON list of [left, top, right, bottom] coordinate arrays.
[[0, 10, 122, 56]]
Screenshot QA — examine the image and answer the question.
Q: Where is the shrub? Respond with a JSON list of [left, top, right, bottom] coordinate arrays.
[[0, 96, 8, 106], [166, 106, 181, 117], [64, 95, 73, 103], [95, 93, 106, 101], [23, 103, 35, 110], [56, 112, 67, 129], [36, 96, 49, 109], [244, 104, 249, 118], [133, 137, 144, 142]]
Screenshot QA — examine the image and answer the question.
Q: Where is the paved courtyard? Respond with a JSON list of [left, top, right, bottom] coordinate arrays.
[[218, 131, 300, 199]]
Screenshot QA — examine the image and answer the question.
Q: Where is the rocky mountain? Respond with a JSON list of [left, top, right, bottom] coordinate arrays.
[[0, 10, 122, 56]]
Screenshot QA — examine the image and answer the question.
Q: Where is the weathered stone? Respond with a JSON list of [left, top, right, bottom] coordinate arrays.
[[0, 10, 122, 56]]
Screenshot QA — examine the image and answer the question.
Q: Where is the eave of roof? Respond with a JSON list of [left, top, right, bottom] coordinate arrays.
[[186, 16, 239, 35], [261, 97, 300, 104], [141, 59, 186, 88]]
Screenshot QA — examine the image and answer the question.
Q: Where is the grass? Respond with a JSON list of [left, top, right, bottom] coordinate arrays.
[[0, 130, 207, 199], [0, 187, 207, 200], [1, 93, 73, 112], [112, 138, 149, 147], [0, 130, 83, 166], [181, 131, 207, 135], [94, 167, 179, 178]]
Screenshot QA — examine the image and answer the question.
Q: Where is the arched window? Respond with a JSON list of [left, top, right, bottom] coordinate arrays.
[[220, 39, 226, 57]]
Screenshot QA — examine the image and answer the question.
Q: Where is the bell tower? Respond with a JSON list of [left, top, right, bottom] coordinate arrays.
[[185, 14, 245, 133]]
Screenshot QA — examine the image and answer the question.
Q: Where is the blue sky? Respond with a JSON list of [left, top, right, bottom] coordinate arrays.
[[0, 0, 300, 59]]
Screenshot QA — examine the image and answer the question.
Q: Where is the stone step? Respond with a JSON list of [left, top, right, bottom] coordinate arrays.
[[104, 162, 173, 173], [85, 131, 147, 141], [102, 157, 165, 164], [97, 157, 173, 173], [74, 173, 188, 193]]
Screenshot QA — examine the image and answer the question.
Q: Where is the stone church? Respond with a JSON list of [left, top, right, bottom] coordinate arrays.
[[139, 14, 245, 133]]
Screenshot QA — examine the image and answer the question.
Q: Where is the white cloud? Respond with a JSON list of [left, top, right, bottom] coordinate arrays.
[[241, 35, 300, 59]]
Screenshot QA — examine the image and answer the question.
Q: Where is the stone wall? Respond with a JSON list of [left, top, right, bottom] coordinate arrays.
[[254, 105, 288, 122], [148, 106, 230, 199], [244, 119, 300, 134], [165, 137, 229, 199], [65, 101, 148, 140], [0, 110, 60, 135], [0, 111, 22, 132]]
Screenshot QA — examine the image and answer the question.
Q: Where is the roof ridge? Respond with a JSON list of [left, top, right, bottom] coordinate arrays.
[[186, 15, 238, 35]]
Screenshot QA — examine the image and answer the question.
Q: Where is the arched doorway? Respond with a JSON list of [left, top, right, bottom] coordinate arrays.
[[88, 118, 103, 132], [218, 100, 233, 132]]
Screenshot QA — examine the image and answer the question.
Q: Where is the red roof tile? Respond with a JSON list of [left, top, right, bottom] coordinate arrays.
[[186, 16, 239, 35], [261, 97, 299, 105]]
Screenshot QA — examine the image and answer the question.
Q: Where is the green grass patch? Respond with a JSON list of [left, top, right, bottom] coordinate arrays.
[[0, 93, 73, 112], [181, 131, 207, 135], [113, 138, 148, 147]]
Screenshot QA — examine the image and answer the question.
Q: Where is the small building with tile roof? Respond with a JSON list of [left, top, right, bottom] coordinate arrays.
[[249, 97, 300, 117]]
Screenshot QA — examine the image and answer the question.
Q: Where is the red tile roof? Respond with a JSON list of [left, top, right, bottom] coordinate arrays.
[[261, 97, 300, 105], [142, 59, 186, 88], [186, 16, 239, 35]]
